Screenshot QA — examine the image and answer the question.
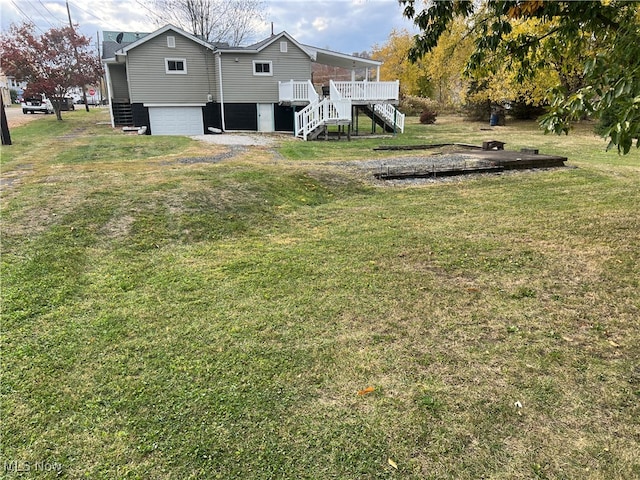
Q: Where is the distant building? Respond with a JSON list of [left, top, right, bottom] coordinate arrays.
[[0, 69, 27, 104]]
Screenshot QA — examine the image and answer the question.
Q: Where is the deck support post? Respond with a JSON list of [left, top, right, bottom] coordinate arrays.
[[353, 105, 358, 136], [371, 104, 376, 134], [393, 107, 397, 136]]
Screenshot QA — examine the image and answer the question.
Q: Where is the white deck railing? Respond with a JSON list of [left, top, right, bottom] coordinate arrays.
[[280, 79, 400, 104], [295, 98, 352, 140], [331, 80, 399, 102], [290, 79, 402, 140], [374, 103, 405, 133], [278, 80, 319, 104]]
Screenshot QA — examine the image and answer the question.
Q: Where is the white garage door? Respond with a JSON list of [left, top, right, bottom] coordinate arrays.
[[148, 107, 204, 135]]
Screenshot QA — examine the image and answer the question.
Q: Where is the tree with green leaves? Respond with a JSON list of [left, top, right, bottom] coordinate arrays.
[[400, 0, 640, 153]]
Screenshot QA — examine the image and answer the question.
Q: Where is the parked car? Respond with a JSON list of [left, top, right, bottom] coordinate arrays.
[[21, 94, 54, 114], [58, 97, 75, 111]]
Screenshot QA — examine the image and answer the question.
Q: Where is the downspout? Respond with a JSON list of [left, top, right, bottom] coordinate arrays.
[[104, 63, 115, 128], [217, 51, 226, 131]]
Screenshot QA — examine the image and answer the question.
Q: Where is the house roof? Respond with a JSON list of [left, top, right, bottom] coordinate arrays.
[[302, 45, 382, 70], [102, 41, 135, 60], [216, 31, 379, 70], [216, 31, 315, 59], [101, 25, 382, 70], [104, 24, 216, 60]]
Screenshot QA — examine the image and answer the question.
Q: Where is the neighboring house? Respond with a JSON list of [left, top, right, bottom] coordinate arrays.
[[0, 71, 11, 106], [0, 68, 27, 105], [102, 24, 403, 139]]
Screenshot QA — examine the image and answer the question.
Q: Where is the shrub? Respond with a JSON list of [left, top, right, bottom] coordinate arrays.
[[399, 95, 439, 116], [419, 108, 438, 124]]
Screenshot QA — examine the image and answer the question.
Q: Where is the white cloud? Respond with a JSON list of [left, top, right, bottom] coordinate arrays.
[[311, 16, 329, 32], [1, 0, 417, 53]]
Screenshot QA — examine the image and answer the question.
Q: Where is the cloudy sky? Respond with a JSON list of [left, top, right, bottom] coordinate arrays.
[[0, 0, 418, 54]]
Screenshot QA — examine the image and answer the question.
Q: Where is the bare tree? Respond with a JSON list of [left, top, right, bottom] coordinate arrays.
[[151, 0, 265, 46]]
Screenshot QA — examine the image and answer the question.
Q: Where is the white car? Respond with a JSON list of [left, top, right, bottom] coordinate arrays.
[[21, 95, 54, 114]]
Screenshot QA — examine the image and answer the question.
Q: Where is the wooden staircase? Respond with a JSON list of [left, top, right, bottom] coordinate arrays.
[[361, 104, 405, 133], [112, 102, 133, 126]]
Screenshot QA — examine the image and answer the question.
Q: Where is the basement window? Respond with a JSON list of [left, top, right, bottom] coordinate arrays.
[[253, 61, 272, 76], [165, 58, 187, 74]]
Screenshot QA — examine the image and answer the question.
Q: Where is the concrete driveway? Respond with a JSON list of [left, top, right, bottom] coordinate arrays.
[[190, 132, 293, 146]]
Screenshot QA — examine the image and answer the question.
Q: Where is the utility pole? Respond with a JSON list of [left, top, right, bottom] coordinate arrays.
[[1, 95, 12, 146], [66, 0, 89, 112]]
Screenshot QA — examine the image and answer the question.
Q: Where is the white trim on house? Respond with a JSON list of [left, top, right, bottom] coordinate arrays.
[[104, 63, 115, 128], [217, 52, 226, 131], [252, 60, 273, 76], [165, 58, 187, 74]]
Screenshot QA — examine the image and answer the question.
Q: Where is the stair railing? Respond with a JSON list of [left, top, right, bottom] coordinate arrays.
[[295, 97, 353, 140], [373, 103, 405, 133], [295, 98, 326, 140]]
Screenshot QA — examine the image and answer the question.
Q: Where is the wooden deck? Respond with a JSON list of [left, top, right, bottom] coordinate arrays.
[[465, 149, 568, 170], [372, 146, 568, 180]]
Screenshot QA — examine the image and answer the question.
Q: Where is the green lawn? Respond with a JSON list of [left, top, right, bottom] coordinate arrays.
[[2, 110, 639, 479]]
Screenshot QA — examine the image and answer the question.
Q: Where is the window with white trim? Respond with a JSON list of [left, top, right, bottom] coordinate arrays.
[[253, 61, 272, 76], [165, 58, 187, 74], [167, 36, 176, 48], [280, 41, 288, 53]]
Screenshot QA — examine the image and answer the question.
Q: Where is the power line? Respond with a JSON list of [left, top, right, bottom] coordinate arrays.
[[9, 0, 47, 34], [67, 0, 107, 23], [23, 0, 57, 28], [37, 0, 65, 25], [135, 0, 163, 22]]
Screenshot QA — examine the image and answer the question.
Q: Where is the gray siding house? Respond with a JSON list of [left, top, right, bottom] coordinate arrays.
[[103, 25, 403, 138]]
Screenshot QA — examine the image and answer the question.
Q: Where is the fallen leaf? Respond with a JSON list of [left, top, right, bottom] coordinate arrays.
[[388, 458, 398, 469], [358, 386, 375, 396]]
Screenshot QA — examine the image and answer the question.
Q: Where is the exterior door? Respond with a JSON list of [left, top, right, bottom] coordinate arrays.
[[257, 103, 274, 132]]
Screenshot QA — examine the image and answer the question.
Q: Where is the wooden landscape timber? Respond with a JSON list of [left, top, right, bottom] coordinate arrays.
[[373, 145, 568, 180]]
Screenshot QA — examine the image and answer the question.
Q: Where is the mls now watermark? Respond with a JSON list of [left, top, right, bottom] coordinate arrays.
[[4, 460, 63, 473]]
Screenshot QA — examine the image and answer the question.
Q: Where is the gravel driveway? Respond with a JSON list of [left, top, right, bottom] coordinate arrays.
[[190, 132, 292, 146]]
